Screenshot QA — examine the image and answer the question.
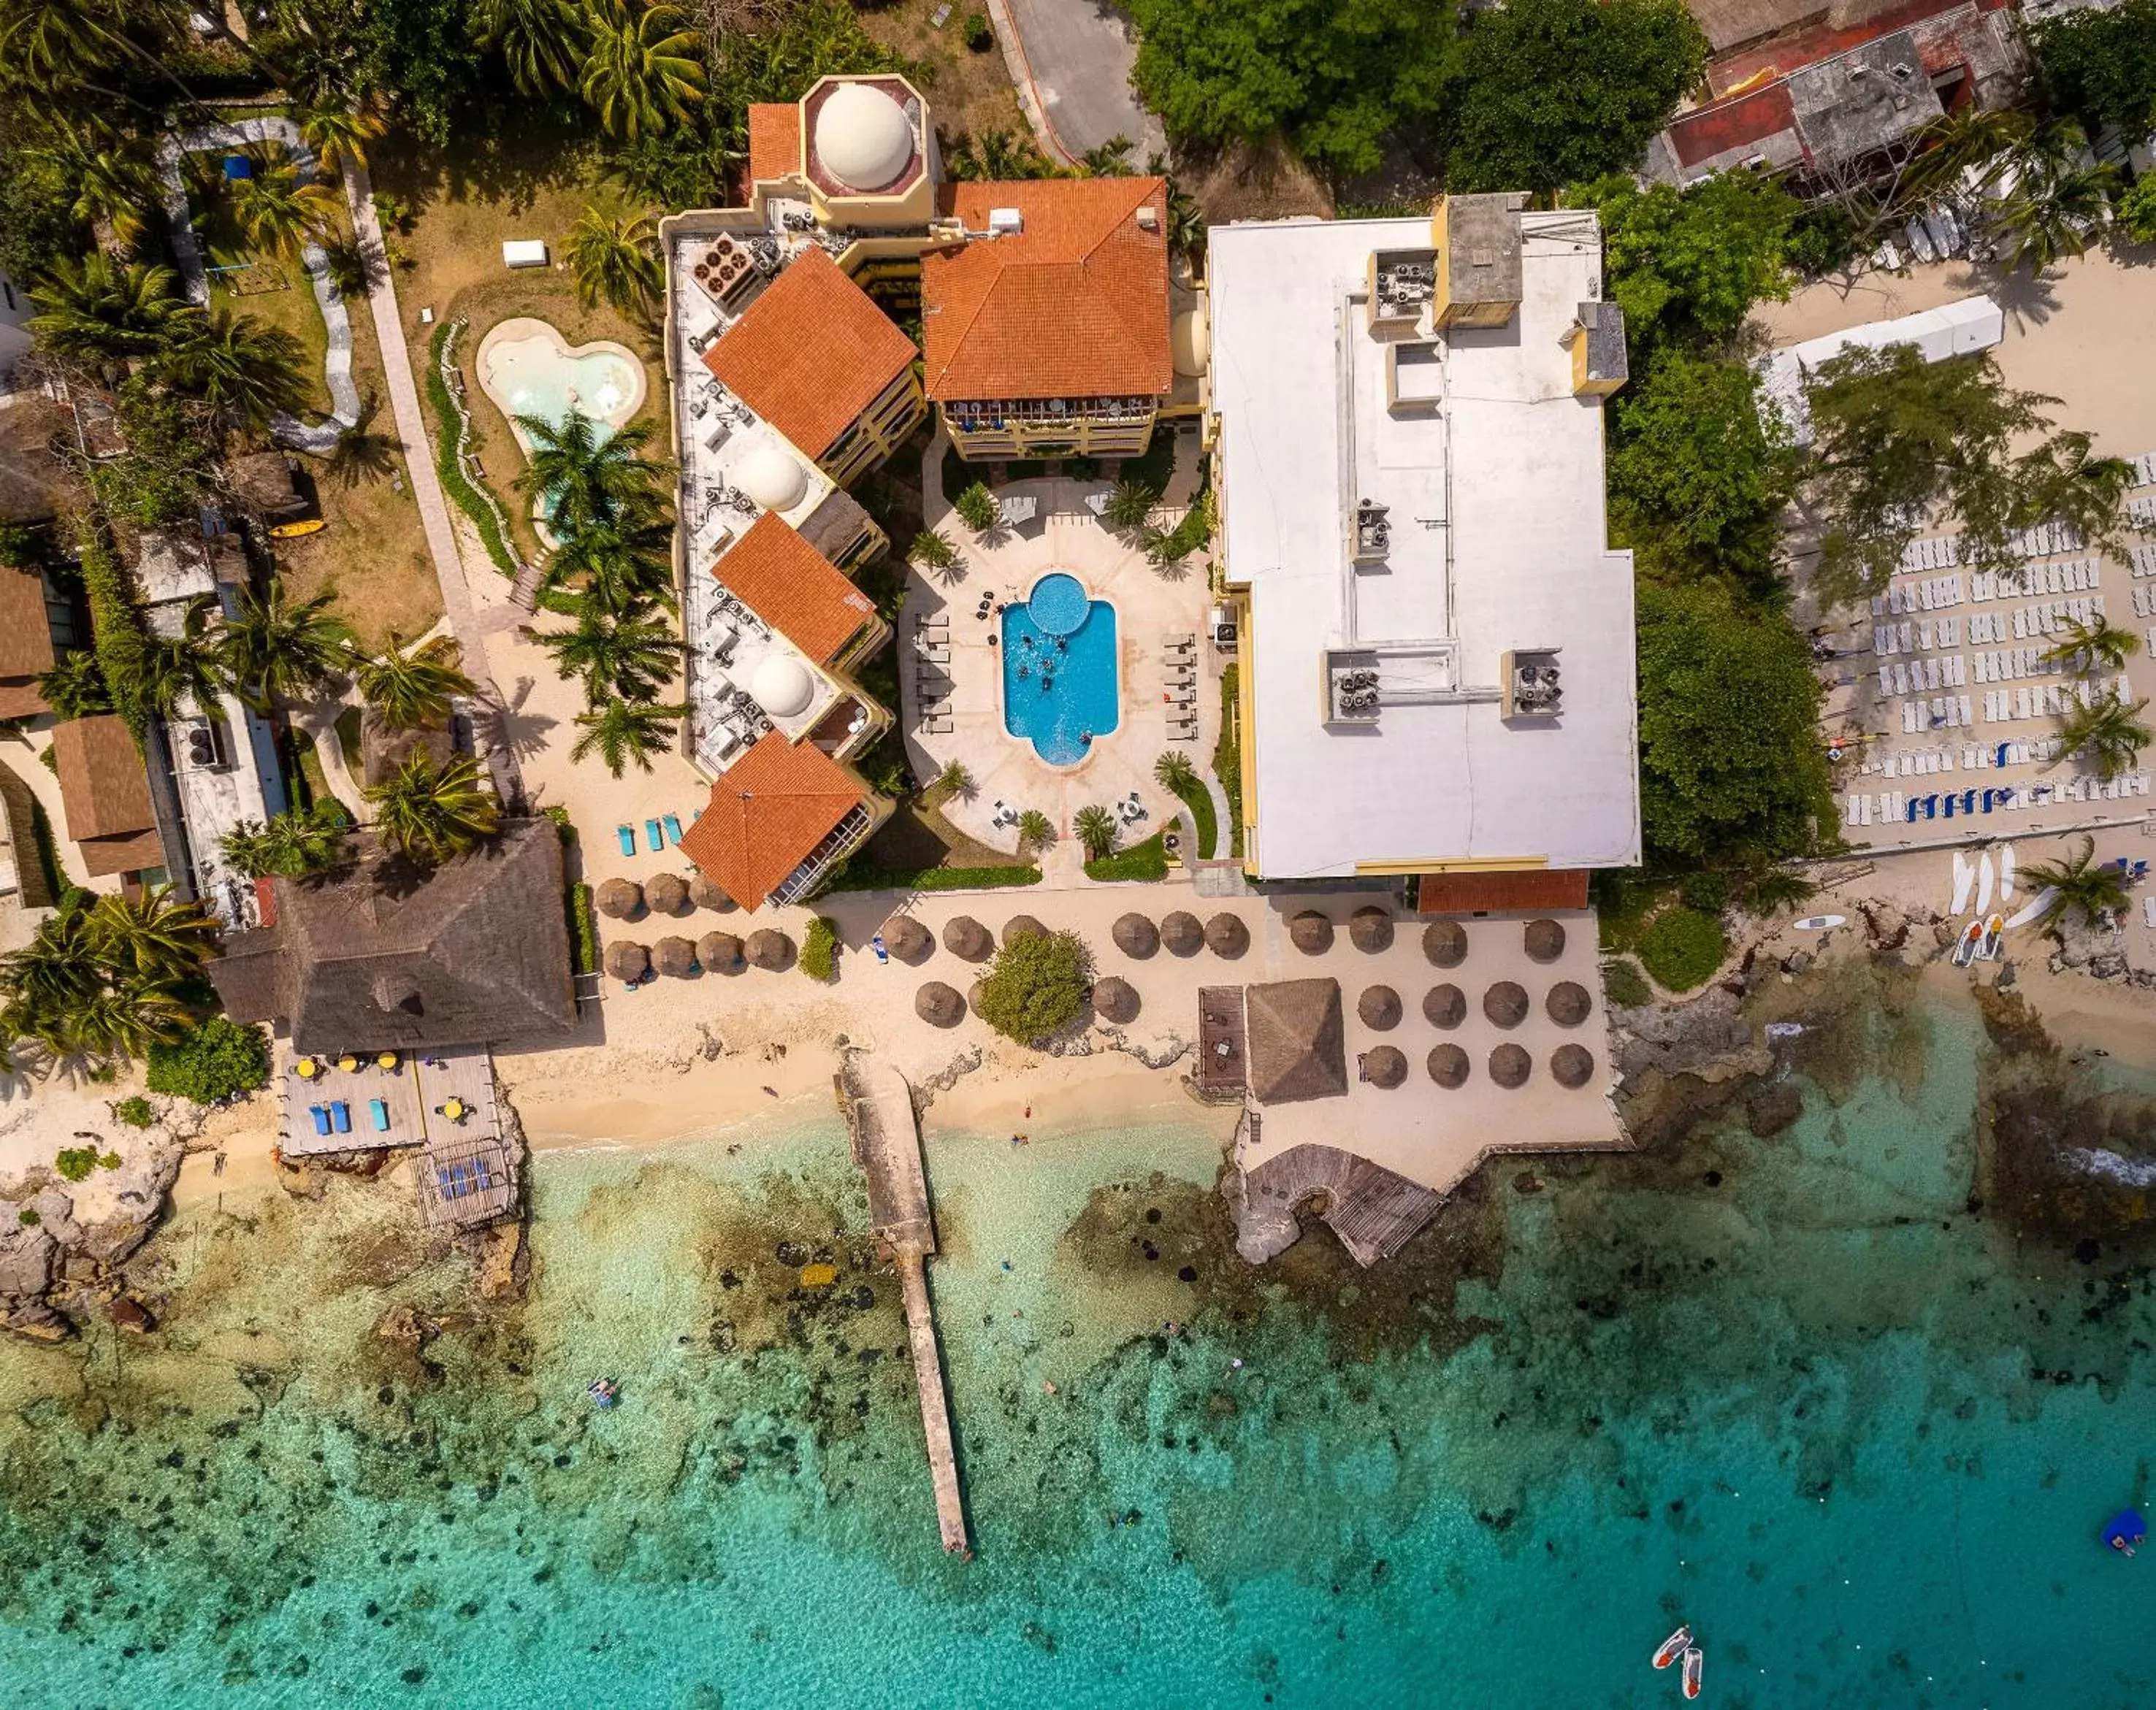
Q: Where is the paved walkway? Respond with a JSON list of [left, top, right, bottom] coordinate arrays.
[[986, 0, 1163, 166]]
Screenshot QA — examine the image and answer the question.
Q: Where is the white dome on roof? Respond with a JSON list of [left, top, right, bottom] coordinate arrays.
[[1171, 308, 1209, 379], [751, 653, 817, 719], [814, 83, 914, 192], [735, 440, 808, 511]]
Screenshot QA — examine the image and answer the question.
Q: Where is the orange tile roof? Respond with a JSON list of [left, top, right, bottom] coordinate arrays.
[[703, 248, 917, 461], [747, 103, 801, 185], [921, 177, 1172, 402], [677, 732, 865, 910], [716, 514, 876, 666]]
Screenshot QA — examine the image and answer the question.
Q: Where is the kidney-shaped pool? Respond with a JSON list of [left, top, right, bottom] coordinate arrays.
[[1002, 572, 1118, 766]]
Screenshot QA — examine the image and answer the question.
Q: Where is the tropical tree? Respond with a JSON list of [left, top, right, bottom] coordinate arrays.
[[29, 128, 164, 248], [580, 0, 706, 139], [2040, 614, 2141, 675], [355, 633, 475, 730], [34, 650, 112, 719], [139, 594, 228, 720], [26, 254, 196, 362], [2021, 835, 2134, 929], [566, 204, 662, 318], [0, 881, 213, 1062], [1571, 171, 1797, 352], [953, 481, 999, 533], [153, 309, 310, 428], [570, 695, 684, 776], [1994, 155, 2119, 275], [535, 607, 681, 701], [944, 129, 1056, 182], [908, 529, 959, 577], [0, 0, 137, 85], [1072, 802, 1117, 859], [1904, 107, 2037, 203], [974, 928, 1090, 1043], [295, 103, 386, 175], [538, 513, 677, 615], [220, 802, 349, 878], [1104, 479, 1158, 532], [218, 577, 355, 710], [933, 759, 974, 801], [1082, 135, 1136, 175], [85, 886, 221, 984], [475, 0, 588, 96], [1153, 750, 1196, 794], [515, 407, 663, 532], [228, 145, 343, 261], [365, 752, 500, 864], [1016, 808, 1055, 854], [2055, 691, 2153, 783]]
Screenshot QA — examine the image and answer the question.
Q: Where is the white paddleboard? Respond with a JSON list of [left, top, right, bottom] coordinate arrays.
[[2000, 843, 2016, 902], [1792, 915, 1846, 931], [2003, 886, 2057, 931], [1951, 851, 1974, 916], [1976, 854, 1994, 917]]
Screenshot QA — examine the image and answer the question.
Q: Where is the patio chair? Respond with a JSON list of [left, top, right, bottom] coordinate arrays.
[[331, 1101, 352, 1134], [664, 813, 684, 844], [310, 1105, 331, 1137], [369, 1098, 389, 1132], [645, 819, 664, 852], [616, 824, 635, 856]]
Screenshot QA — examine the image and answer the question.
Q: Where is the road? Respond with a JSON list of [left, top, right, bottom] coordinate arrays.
[[986, 0, 1164, 166]]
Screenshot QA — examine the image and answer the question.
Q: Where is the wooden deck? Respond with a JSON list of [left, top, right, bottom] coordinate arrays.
[[1196, 984, 1248, 1096], [1233, 1138, 1445, 1268]]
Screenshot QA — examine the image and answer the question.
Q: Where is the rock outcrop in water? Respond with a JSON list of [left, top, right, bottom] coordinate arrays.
[[0, 1122, 183, 1343]]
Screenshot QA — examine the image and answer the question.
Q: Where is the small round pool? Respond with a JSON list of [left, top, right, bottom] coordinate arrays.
[[1027, 572, 1091, 637]]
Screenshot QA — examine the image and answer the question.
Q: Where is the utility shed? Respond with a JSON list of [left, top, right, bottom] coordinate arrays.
[[1432, 192, 1525, 329]]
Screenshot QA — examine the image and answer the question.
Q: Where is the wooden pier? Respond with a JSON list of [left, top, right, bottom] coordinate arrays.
[[838, 1054, 969, 1558]]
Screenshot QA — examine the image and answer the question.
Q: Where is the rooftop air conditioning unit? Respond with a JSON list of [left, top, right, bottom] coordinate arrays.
[[182, 714, 232, 771], [988, 207, 1024, 236], [1135, 206, 1159, 231], [1501, 648, 1563, 720]]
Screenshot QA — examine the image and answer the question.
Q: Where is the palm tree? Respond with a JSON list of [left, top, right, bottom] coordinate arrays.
[[1995, 159, 2119, 275], [1104, 479, 1158, 532], [1153, 750, 1196, 794], [538, 514, 676, 615], [1082, 135, 1136, 176], [0, 891, 104, 1037], [933, 759, 974, 802], [31, 129, 163, 247], [1072, 803, 1117, 860], [954, 482, 999, 533], [566, 204, 662, 318], [295, 103, 385, 175], [1141, 521, 1188, 569], [1906, 108, 2035, 203], [86, 886, 221, 984], [1163, 177, 1205, 259], [0, 0, 134, 84], [355, 634, 475, 731], [2018, 435, 2134, 556], [27, 255, 196, 362], [366, 753, 500, 864], [908, 530, 959, 579], [220, 803, 348, 878], [2039, 614, 2141, 675], [229, 145, 343, 261], [570, 696, 683, 777], [155, 309, 310, 428], [65, 979, 196, 1060], [1016, 808, 1055, 854], [139, 594, 227, 720], [2021, 835, 2133, 929], [535, 608, 681, 701], [580, 0, 706, 139], [219, 577, 356, 710], [515, 407, 663, 531], [475, 0, 588, 96], [2056, 691, 2153, 783], [35, 650, 111, 718], [945, 129, 1054, 182]]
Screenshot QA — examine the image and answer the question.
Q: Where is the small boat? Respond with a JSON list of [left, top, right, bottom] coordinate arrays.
[[1980, 912, 2005, 959], [2104, 1508, 2147, 1554], [1976, 852, 1994, 916], [1652, 1626, 1691, 1670], [1682, 1646, 1704, 1699], [2000, 841, 2017, 902], [2004, 886, 2057, 931], [588, 1378, 619, 1409], [1952, 921, 1984, 967]]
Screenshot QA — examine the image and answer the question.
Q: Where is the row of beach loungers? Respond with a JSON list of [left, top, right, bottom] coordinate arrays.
[[1164, 632, 1200, 742], [1859, 737, 2064, 776], [306, 1098, 391, 1137], [1848, 773, 2152, 827], [912, 613, 955, 733], [1876, 554, 2112, 614], [1890, 521, 2089, 576], [1875, 597, 2107, 662], [1895, 675, 2129, 731]]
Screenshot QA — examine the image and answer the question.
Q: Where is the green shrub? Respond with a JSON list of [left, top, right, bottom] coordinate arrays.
[[1084, 832, 1168, 882], [1214, 663, 1243, 857], [426, 323, 521, 580], [954, 481, 998, 532], [55, 1147, 98, 1182], [963, 10, 993, 50], [976, 928, 1091, 1043], [145, 1017, 270, 1104], [99, 1151, 121, 1169], [16, 1208, 37, 1227], [113, 1096, 155, 1129], [544, 802, 578, 843], [1170, 778, 1217, 860], [1638, 908, 1727, 993], [568, 881, 598, 976], [2120, 176, 2156, 247], [1679, 870, 1729, 913], [801, 915, 838, 981], [1604, 959, 1651, 1008], [79, 537, 155, 742]]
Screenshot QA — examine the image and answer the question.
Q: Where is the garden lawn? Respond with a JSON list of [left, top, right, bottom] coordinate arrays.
[[1084, 830, 1168, 881]]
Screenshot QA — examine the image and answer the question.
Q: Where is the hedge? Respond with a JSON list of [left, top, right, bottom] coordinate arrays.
[[1604, 958, 1651, 1008], [425, 323, 521, 580], [1083, 832, 1168, 882], [1638, 908, 1727, 994], [568, 881, 597, 976], [800, 915, 838, 981], [80, 538, 156, 741], [1170, 778, 1217, 860], [1214, 664, 1243, 858]]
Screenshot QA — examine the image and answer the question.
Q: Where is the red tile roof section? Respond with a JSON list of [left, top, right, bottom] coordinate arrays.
[[1415, 870, 1591, 915], [1705, 0, 1996, 94], [921, 177, 1172, 401], [703, 248, 918, 460], [1668, 83, 1799, 168], [716, 514, 876, 666], [676, 732, 865, 910], [747, 103, 801, 185]]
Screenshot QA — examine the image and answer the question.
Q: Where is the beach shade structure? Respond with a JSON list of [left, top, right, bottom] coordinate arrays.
[[1551, 1043, 1595, 1089], [1422, 983, 1467, 1028], [1245, 978, 1348, 1104], [699, 931, 746, 974], [916, 981, 966, 1028], [1289, 910, 1334, 955], [1546, 981, 1593, 1026], [1161, 910, 1204, 956], [1093, 975, 1141, 1024], [1204, 912, 1250, 958], [689, 873, 735, 913], [596, 878, 643, 920], [1358, 984, 1402, 1030], [1423, 919, 1468, 967], [602, 940, 649, 982], [1348, 905, 1394, 953], [882, 914, 934, 964], [1489, 1043, 1532, 1089], [746, 929, 795, 972], [644, 872, 689, 916], [1360, 1044, 1407, 1088], [1113, 911, 1160, 959], [1524, 918, 1567, 964], [1483, 980, 1529, 1027], [1427, 1043, 1470, 1088], [652, 935, 699, 978], [944, 915, 993, 962], [1004, 913, 1047, 943]]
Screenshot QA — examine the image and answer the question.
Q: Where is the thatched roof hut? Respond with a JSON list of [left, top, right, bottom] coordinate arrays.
[[1289, 910, 1333, 954], [1547, 981, 1592, 1026], [1357, 984, 1401, 1030], [746, 929, 795, 972], [596, 878, 643, 920], [1204, 912, 1249, 958], [882, 914, 933, 964], [1423, 919, 1467, 967], [1092, 976, 1139, 1024], [652, 935, 698, 977], [1245, 978, 1347, 1104], [944, 915, 993, 961], [1483, 980, 1529, 1027], [916, 981, 965, 1027], [1359, 1045, 1407, 1088], [1551, 1043, 1595, 1089], [603, 940, 649, 982], [644, 872, 689, 916], [689, 873, 734, 912], [1524, 917, 1567, 964], [699, 931, 745, 973], [1348, 906, 1394, 953], [1112, 912, 1159, 959], [1422, 984, 1465, 1028], [1161, 910, 1203, 956], [1489, 1043, 1532, 1088], [1427, 1043, 1469, 1088], [1004, 913, 1047, 943]]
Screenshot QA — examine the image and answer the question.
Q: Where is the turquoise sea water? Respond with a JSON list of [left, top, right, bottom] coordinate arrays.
[[6, 980, 2156, 1706]]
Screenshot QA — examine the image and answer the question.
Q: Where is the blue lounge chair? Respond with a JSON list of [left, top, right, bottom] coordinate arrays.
[[310, 1104, 331, 1137], [2136, 861, 2150, 881], [616, 824, 635, 856], [331, 1100, 351, 1135], [1996, 743, 2011, 767], [1924, 794, 1939, 819], [645, 818, 663, 852], [1962, 790, 1976, 814], [369, 1097, 389, 1132], [1905, 798, 1919, 822], [663, 813, 684, 844], [1943, 795, 1957, 818]]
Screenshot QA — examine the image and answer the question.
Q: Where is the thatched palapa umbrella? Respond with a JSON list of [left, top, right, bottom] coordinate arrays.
[[699, 931, 745, 973], [596, 878, 643, 920], [1489, 1043, 1532, 1089], [916, 981, 965, 1028], [1113, 912, 1160, 959], [1004, 913, 1047, 943], [968, 978, 987, 1016], [1161, 910, 1203, 956], [1524, 918, 1567, 964], [746, 929, 795, 972], [1546, 981, 1592, 1026], [1422, 984, 1466, 1028], [1360, 1045, 1407, 1089], [944, 915, 993, 961], [1423, 919, 1467, 967], [653, 935, 698, 977], [1551, 1043, 1595, 1089], [689, 873, 735, 912], [603, 940, 649, 982], [1289, 910, 1333, 955], [882, 914, 933, 964], [1358, 985, 1401, 1030], [1427, 1043, 1469, 1088], [1204, 912, 1248, 959], [1348, 905, 1394, 953], [645, 871, 689, 916], [1483, 980, 1529, 1027], [1092, 976, 1139, 1024]]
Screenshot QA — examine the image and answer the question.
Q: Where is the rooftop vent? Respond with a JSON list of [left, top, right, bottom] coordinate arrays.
[[181, 714, 232, 772], [1326, 653, 1383, 724], [1502, 648, 1563, 720], [692, 234, 760, 309], [1135, 205, 1158, 231], [1353, 499, 1391, 564], [988, 207, 1024, 236]]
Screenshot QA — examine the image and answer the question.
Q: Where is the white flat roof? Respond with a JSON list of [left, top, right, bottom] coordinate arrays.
[[1209, 212, 1641, 879]]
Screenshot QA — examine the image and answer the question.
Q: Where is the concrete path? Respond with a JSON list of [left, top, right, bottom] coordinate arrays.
[[288, 697, 367, 821], [986, 0, 1163, 166]]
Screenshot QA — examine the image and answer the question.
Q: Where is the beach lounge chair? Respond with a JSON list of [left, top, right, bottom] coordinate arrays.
[[664, 813, 684, 844], [310, 1104, 331, 1137], [617, 824, 636, 856], [369, 1097, 389, 1132], [645, 818, 663, 852], [331, 1100, 352, 1135]]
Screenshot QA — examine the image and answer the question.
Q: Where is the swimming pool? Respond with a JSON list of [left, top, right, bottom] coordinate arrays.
[[1002, 572, 1118, 765], [475, 318, 646, 453]]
